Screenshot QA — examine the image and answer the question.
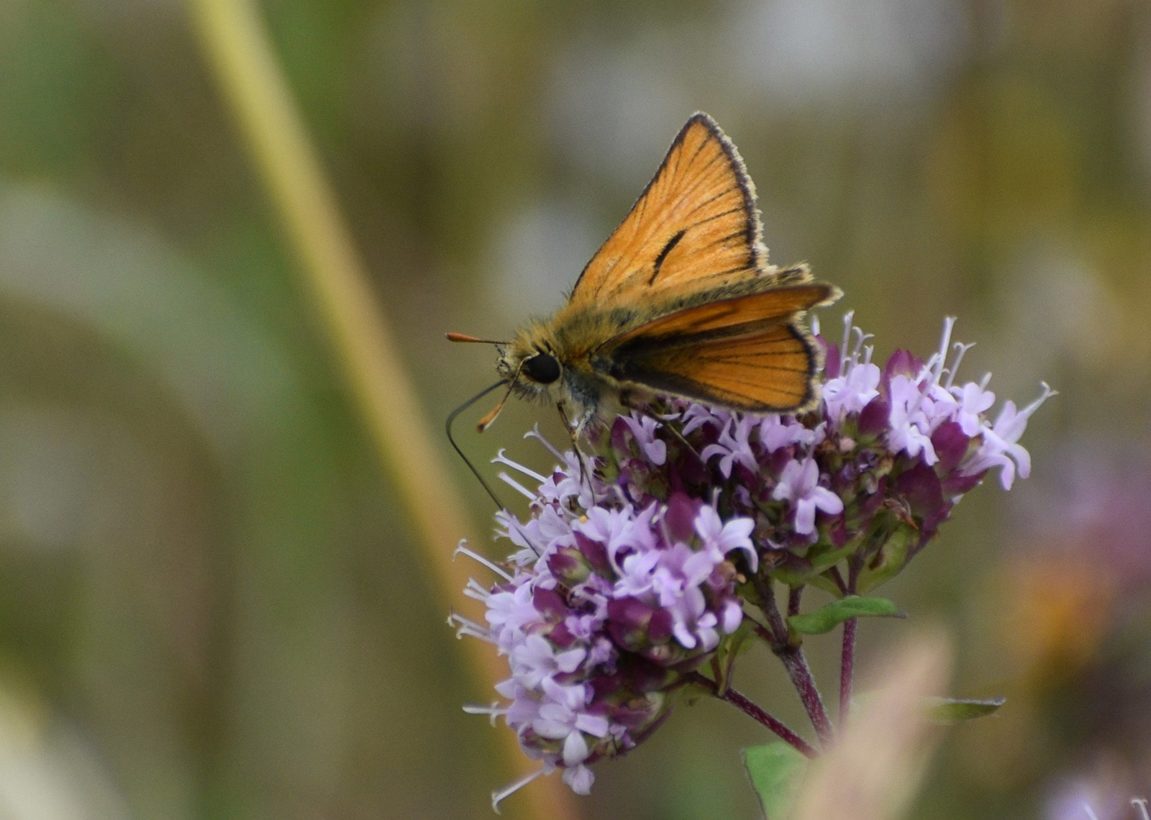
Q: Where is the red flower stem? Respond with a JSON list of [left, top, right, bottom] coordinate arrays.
[[840, 616, 857, 723], [689, 673, 817, 758], [754, 576, 835, 748], [778, 644, 834, 748], [787, 585, 803, 616]]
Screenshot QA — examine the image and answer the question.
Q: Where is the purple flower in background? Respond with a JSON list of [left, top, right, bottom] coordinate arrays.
[[453, 313, 1051, 804]]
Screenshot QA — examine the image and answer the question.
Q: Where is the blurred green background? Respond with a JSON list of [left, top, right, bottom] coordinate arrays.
[[1, 1, 1149, 818]]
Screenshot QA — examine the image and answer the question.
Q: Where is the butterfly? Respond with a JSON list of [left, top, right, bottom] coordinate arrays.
[[449, 112, 840, 436]]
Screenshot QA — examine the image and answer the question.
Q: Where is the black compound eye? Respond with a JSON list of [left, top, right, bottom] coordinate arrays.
[[522, 352, 561, 384]]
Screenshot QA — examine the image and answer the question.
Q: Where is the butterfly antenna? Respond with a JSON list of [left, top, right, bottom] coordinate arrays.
[[446, 380, 510, 510]]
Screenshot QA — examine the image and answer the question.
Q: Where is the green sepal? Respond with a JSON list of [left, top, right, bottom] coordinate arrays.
[[855, 520, 917, 593], [713, 621, 754, 693], [769, 539, 859, 588], [742, 742, 808, 819], [787, 595, 903, 636]]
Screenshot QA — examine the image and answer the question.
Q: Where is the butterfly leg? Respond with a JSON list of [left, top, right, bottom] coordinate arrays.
[[662, 416, 705, 465], [618, 392, 705, 467], [555, 401, 594, 490]]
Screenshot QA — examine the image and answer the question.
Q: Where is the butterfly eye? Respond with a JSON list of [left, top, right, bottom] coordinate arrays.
[[521, 352, 561, 385]]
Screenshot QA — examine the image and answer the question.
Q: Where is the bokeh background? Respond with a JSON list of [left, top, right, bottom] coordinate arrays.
[[2, 1, 1150, 818]]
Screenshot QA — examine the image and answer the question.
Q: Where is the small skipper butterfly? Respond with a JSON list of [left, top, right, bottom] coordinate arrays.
[[449, 112, 840, 436]]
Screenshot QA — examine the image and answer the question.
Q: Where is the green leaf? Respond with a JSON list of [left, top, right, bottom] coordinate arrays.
[[926, 696, 1006, 723], [787, 596, 904, 635], [742, 742, 808, 819]]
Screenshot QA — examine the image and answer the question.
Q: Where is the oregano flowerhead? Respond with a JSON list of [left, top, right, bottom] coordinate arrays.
[[452, 314, 1051, 807]]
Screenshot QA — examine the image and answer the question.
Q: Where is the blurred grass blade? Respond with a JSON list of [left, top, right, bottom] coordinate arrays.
[[185, 1, 579, 817], [791, 631, 951, 820]]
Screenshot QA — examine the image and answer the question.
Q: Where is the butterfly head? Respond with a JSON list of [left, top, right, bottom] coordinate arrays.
[[448, 323, 582, 432], [498, 324, 564, 402]]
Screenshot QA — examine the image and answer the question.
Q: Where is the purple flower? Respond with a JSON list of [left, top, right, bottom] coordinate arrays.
[[620, 414, 668, 466], [962, 394, 1049, 490], [454, 312, 1051, 804], [823, 359, 881, 422], [700, 414, 760, 478], [771, 458, 845, 536], [693, 506, 757, 570], [454, 478, 753, 808], [887, 373, 941, 465]]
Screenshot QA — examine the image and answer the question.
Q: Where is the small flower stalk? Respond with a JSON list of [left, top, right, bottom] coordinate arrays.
[[451, 314, 1052, 808]]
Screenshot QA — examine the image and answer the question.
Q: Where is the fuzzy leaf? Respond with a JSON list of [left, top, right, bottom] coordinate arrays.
[[742, 742, 807, 819], [787, 595, 903, 635]]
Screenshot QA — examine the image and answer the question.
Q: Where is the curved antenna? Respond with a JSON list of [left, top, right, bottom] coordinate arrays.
[[445, 380, 510, 510]]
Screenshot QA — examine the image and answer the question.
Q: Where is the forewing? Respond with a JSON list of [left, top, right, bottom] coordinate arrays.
[[569, 113, 765, 306], [600, 287, 837, 412]]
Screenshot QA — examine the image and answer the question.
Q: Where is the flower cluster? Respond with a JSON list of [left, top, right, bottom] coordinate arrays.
[[454, 314, 1052, 804], [454, 458, 756, 805], [581, 314, 1053, 593]]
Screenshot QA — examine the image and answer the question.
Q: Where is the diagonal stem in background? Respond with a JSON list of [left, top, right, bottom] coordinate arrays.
[[186, 2, 579, 818]]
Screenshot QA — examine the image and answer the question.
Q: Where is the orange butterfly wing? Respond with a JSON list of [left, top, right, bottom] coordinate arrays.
[[601, 284, 834, 344], [569, 113, 767, 306], [597, 286, 837, 411]]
